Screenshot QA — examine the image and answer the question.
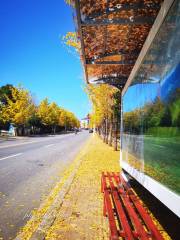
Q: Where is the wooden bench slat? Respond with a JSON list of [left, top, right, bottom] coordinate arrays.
[[112, 174, 150, 240], [120, 176, 164, 240], [103, 174, 119, 240], [107, 172, 135, 240], [102, 172, 164, 240]]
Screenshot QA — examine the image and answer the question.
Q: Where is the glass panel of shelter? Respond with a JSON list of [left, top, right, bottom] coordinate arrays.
[[122, 0, 180, 195]]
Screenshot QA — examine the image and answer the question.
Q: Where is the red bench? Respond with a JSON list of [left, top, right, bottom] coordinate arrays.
[[101, 172, 164, 240]]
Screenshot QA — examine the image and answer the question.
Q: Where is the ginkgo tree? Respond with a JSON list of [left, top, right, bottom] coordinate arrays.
[[1, 86, 36, 127], [59, 108, 80, 131], [37, 99, 60, 133], [62, 32, 80, 50], [0, 85, 80, 135], [63, 1, 122, 150], [86, 84, 121, 149], [0, 84, 15, 129], [37, 99, 80, 133]]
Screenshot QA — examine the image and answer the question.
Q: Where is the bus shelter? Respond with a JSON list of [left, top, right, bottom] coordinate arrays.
[[73, 0, 163, 88], [73, 0, 180, 217]]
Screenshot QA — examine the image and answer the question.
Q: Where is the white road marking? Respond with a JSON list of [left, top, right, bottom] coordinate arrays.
[[44, 144, 55, 148], [0, 134, 73, 149], [0, 141, 37, 149], [0, 153, 23, 161]]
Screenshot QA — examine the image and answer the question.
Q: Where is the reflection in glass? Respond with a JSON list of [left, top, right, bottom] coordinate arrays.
[[122, 0, 180, 195]]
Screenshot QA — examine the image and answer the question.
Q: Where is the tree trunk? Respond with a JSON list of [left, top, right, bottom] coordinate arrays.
[[103, 120, 106, 142], [113, 120, 118, 151], [105, 118, 108, 144], [32, 126, 35, 135], [108, 119, 113, 146]]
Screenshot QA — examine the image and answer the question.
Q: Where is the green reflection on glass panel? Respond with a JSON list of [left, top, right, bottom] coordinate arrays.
[[122, 0, 180, 195]]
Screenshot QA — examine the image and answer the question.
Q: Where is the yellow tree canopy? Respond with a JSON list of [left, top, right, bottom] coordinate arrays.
[[48, 102, 60, 126], [86, 84, 118, 126], [62, 32, 80, 50], [37, 98, 58, 126], [1, 86, 35, 125], [0, 85, 80, 130], [59, 108, 68, 127], [59, 108, 80, 128]]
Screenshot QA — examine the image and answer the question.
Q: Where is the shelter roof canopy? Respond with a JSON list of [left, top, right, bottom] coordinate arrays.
[[74, 0, 163, 88]]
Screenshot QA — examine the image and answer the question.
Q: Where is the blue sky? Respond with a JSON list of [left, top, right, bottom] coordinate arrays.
[[0, 0, 90, 119], [123, 83, 159, 112]]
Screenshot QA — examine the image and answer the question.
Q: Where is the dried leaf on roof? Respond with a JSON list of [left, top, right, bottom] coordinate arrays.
[[74, 0, 163, 87]]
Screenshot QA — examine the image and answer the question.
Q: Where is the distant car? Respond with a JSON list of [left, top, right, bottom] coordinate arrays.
[[89, 129, 93, 133]]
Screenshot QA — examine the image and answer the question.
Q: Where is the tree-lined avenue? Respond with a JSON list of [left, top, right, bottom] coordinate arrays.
[[0, 131, 89, 240]]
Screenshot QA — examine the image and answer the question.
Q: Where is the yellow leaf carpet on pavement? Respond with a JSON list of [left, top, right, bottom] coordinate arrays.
[[17, 134, 170, 240], [45, 134, 171, 240], [15, 136, 93, 240], [46, 134, 120, 240]]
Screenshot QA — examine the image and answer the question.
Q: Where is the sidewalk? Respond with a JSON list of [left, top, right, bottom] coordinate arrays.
[[15, 134, 119, 240], [16, 134, 170, 240], [45, 135, 120, 240]]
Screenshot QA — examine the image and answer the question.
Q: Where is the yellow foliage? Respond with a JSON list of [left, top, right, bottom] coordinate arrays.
[[62, 32, 80, 51], [37, 98, 52, 126], [64, 0, 75, 7], [59, 108, 80, 128], [38, 100, 60, 126], [0, 85, 80, 130], [1, 86, 35, 125], [46, 135, 120, 239], [85, 84, 118, 127]]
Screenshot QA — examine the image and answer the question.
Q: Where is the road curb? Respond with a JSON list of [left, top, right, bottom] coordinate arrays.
[[14, 150, 87, 240]]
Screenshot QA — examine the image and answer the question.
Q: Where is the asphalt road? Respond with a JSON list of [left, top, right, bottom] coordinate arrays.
[[0, 131, 89, 240]]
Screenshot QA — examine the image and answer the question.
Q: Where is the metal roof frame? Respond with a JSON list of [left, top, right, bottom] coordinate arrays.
[[122, 0, 175, 95], [84, 2, 160, 21], [81, 16, 156, 26], [74, 0, 163, 88]]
